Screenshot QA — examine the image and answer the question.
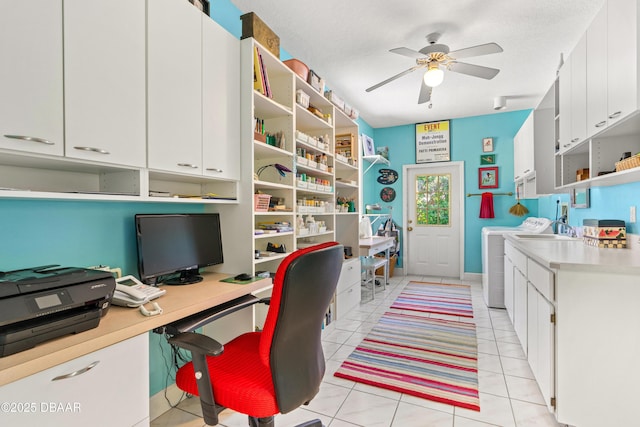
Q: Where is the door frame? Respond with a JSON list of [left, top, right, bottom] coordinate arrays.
[[402, 161, 465, 279]]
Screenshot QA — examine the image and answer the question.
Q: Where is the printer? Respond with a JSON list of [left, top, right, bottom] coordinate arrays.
[[0, 265, 116, 357]]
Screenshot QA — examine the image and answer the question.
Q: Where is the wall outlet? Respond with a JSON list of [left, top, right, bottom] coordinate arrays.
[[631, 206, 637, 223]]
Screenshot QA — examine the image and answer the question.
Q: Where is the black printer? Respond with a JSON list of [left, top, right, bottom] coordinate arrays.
[[0, 265, 116, 357]]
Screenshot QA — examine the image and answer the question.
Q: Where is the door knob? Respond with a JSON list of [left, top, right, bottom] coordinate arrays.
[[407, 226, 413, 231]]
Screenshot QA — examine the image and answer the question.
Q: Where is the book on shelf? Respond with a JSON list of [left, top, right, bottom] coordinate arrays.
[[253, 46, 272, 98]]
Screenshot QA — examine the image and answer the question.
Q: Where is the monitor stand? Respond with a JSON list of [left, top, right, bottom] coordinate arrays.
[[164, 270, 203, 286]]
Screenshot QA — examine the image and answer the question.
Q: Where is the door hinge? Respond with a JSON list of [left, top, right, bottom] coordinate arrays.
[[550, 313, 556, 324], [550, 397, 556, 408]]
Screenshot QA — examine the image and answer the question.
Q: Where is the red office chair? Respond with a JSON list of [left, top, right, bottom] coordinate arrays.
[[169, 242, 344, 427]]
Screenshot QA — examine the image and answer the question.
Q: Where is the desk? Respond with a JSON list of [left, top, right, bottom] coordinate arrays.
[[0, 272, 272, 387], [359, 236, 395, 258], [359, 236, 395, 296]]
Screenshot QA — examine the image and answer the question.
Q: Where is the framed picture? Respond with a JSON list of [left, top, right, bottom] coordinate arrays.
[[362, 133, 375, 157], [482, 137, 494, 152], [479, 166, 499, 189], [480, 154, 495, 165], [415, 120, 450, 163]]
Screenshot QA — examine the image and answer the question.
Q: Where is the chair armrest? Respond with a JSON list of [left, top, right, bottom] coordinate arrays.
[[259, 296, 271, 305], [168, 332, 223, 357]]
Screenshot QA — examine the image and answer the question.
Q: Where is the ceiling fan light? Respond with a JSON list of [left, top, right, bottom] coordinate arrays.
[[423, 67, 444, 87]]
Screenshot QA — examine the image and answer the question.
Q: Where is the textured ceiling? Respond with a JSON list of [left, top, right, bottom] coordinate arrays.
[[230, 0, 605, 128]]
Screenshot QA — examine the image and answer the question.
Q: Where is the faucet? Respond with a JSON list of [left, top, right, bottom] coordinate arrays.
[[550, 217, 577, 237]]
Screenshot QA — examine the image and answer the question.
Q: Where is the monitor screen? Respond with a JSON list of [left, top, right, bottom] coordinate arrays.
[[135, 213, 224, 285]]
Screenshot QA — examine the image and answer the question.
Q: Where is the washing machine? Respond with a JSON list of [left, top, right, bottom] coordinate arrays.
[[481, 217, 552, 308]]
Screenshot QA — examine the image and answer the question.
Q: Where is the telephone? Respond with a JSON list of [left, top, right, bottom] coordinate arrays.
[[112, 275, 166, 308]]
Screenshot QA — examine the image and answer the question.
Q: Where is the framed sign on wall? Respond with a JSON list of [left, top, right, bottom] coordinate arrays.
[[415, 120, 450, 163], [479, 166, 499, 189]]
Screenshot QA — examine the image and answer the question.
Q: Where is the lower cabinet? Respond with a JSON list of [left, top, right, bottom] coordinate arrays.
[[513, 267, 528, 354], [0, 334, 149, 426], [527, 283, 555, 410], [503, 251, 514, 322], [505, 240, 556, 411], [335, 258, 361, 319]]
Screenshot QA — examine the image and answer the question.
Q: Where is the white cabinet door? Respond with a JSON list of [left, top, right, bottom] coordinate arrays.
[[514, 267, 528, 355], [0, 1, 64, 156], [64, 0, 146, 167], [527, 283, 555, 411], [0, 334, 149, 427], [504, 253, 514, 323], [607, 0, 638, 127], [513, 111, 534, 181], [147, 0, 203, 174], [558, 58, 572, 154], [586, 4, 608, 136], [570, 33, 587, 146], [536, 292, 555, 411], [202, 15, 241, 181]]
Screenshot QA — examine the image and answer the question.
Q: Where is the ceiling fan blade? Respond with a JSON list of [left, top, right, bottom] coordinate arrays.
[[418, 80, 432, 104], [365, 65, 423, 92], [448, 42, 503, 59], [448, 61, 500, 79], [389, 47, 425, 59]]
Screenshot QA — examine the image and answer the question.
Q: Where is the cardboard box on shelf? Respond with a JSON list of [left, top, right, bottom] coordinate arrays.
[[240, 12, 280, 58]]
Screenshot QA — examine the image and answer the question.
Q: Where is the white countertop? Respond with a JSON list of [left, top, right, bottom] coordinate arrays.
[[504, 234, 640, 273]]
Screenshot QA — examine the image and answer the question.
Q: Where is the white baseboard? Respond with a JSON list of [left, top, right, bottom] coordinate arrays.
[[463, 272, 482, 282], [149, 383, 186, 421]]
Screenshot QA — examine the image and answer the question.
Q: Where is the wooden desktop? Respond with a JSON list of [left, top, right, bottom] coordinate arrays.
[[0, 272, 272, 387]]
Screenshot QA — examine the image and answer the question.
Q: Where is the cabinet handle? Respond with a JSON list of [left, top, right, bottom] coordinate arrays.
[[563, 143, 570, 148], [51, 361, 99, 381], [4, 134, 54, 145], [608, 111, 622, 119], [206, 168, 223, 173], [523, 169, 531, 174], [73, 146, 109, 154], [595, 121, 607, 128], [177, 163, 199, 169], [514, 175, 521, 180], [570, 138, 579, 143]]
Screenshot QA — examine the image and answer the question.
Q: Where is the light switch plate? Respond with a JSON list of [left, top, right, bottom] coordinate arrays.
[[631, 206, 636, 223]]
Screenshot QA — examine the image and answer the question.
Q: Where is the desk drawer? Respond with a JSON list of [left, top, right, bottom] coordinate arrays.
[[336, 281, 360, 317], [337, 258, 360, 294]]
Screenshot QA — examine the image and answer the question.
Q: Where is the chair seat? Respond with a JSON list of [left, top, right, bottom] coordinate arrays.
[[175, 332, 279, 418]]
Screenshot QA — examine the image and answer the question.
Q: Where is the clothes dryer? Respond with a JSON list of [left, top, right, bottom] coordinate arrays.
[[481, 217, 552, 308]]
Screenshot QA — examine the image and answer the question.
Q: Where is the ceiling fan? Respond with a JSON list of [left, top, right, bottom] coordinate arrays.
[[366, 32, 503, 104]]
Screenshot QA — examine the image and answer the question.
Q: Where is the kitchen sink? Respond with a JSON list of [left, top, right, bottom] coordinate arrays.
[[514, 234, 578, 240]]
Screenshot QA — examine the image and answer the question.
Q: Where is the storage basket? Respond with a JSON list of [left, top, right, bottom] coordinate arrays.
[[254, 194, 271, 212], [615, 154, 640, 172]]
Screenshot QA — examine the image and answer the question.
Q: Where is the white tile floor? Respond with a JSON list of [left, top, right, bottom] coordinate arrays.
[[151, 275, 566, 427]]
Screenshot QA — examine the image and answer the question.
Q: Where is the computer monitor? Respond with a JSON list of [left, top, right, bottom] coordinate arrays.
[[135, 213, 224, 285]]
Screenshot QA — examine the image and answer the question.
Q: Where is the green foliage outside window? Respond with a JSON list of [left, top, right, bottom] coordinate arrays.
[[416, 174, 450, 226]]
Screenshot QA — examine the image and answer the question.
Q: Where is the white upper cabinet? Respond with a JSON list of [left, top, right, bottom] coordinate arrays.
[[0, 1, 64, 156], [570, 34, 587, 147], [202, 15, 241, 181], [558, 57, 572, 154], [586, 4, 608, 136], [607, 0, 637, 127], [64, 0, 146, 167], [147, 0, 203, 174], [514, 111, 534, 181]]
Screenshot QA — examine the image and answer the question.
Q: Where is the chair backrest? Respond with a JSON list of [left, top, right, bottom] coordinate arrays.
[[258, 242, 344, 413]]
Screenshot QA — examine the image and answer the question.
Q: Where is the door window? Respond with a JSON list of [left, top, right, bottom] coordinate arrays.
[[415, 173, 450, 226]]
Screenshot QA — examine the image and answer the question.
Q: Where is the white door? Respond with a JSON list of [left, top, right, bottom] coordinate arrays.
[[404, 162, 463, 278]]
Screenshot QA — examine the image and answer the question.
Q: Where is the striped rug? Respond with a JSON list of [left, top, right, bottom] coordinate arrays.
[[334, 311, 479, 411], [391, 281, 473, 317]]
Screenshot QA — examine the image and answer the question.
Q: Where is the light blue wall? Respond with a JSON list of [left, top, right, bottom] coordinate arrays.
[[364, 110, 537, 273], [538, 182, 640, 234]]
